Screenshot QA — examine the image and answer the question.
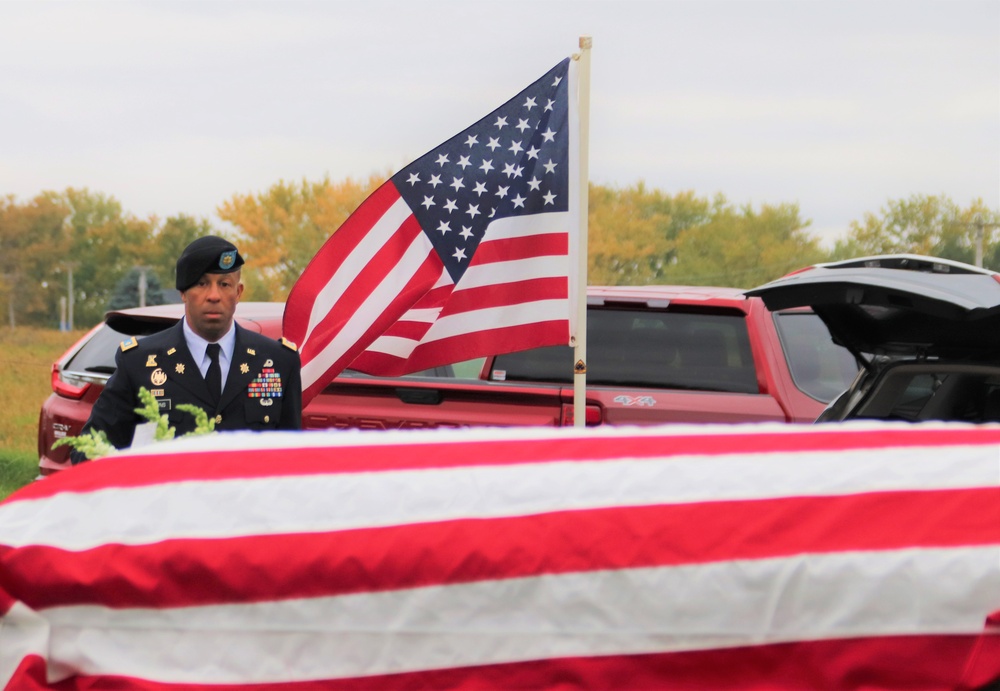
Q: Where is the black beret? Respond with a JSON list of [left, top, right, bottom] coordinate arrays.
[[176, 236, 245, 291]]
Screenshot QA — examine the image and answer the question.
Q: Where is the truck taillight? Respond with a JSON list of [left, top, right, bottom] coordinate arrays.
[[51, 364, 90, 399], [561, 404, 603, 426]]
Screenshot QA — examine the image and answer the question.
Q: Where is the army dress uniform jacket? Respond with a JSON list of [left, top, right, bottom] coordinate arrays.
[[78, 321, 302, 454]]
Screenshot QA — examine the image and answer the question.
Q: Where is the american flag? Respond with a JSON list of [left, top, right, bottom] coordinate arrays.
[[283, 58, 580, 405], [1, 423, 998, 689]]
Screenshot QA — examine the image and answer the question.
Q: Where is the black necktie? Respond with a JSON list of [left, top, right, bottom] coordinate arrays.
[[205, 343, 222, 406]]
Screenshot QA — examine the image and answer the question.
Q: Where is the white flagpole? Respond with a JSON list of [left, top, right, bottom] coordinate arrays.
[[573, 36, 592, 427]]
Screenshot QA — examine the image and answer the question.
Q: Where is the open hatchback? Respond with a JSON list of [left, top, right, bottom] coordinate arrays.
[[746, 254, 1000, 423]]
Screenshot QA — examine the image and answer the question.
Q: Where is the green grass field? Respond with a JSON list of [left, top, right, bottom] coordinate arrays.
[[0, 327, 85, 500]]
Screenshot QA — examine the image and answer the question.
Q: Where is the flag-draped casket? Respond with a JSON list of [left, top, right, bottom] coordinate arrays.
[[1, 422, 998, 689]]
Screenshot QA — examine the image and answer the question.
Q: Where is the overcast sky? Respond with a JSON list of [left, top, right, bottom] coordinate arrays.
[[1, 0, 997, 247]]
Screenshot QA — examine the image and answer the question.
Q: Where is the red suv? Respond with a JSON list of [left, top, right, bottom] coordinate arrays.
[[39, 288, 859, 475]]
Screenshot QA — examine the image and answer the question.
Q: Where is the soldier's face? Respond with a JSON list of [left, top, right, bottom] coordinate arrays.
[[182, 271, 244, 341]]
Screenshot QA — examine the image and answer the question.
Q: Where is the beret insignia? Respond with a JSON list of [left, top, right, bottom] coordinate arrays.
[[280, 337, 298, 352], [219, 250, 237, 270], [120, 337, 139, 352]]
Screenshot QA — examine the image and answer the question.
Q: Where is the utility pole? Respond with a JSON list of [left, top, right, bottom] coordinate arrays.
[[60, 262, 78, 331], [138, 266, 148, 308], [972, 216, 1000, 268]]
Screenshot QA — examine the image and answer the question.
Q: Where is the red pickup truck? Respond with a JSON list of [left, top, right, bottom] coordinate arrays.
[[38, 285, 858, 474]]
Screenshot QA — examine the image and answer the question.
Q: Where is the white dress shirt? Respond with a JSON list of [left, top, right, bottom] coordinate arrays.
[[182, 319, 237, 393]]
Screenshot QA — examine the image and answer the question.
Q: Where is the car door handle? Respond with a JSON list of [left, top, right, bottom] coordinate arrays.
[[395, 388, 443, 405]]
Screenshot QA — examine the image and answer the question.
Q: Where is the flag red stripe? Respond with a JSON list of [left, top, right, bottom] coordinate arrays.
[[6, 488, 996, 610], [467, 232, 568, 265], [395, 321, 569, 374], [361, 318, 431, 342], [9, 425, 1000, 498], [440, 277, 568, 314], [7, 634, 990, 691], [282, 182, 401, 346], [7, 634, 991, 691]]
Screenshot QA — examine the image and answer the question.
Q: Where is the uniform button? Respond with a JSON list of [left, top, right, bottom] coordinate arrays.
[[264, 415, 270, 423], [215, 415, 223, 424]]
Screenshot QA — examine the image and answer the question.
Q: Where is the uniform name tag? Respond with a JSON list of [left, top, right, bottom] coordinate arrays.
[[157, 399, 172, 411]]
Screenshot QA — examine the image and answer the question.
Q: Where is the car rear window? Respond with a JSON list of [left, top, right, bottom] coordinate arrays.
[[63, 324, 136, 374], [491, 309, 759, 394], [772, 311, 859, 402]]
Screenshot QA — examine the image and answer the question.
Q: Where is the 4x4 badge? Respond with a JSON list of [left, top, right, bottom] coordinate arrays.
[[614, 395, 657, 407]]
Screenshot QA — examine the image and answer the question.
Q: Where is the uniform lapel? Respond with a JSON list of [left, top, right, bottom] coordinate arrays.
[[160, 322, 215, 408]]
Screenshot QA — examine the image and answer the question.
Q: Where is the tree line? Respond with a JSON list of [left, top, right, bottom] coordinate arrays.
[[1, 179, 996, 329]]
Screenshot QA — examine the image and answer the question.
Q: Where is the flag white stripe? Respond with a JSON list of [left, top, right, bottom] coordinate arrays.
[[301, 195, 414, 346], [300, 231, 441, 388], [0, 603, 48, 686], [476, 210, 574, 242], [31, 547, 1000, 685], [364, 334, 429, 358], [422, 298, 569, 341], [3, 438, 995, 550], [452, 252, 571, 289], [365, 299, 569, 358], [381, 307, 442, 325]]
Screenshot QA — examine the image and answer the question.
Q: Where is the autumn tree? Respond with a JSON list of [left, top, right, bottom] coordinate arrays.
[[588, 183, 712, 285], [667, 198, 825, 287], [43, 189, 162, 326], [830, 195, 1000, 269], [218, 174, 385, 301], [0, 193, 70, 328]]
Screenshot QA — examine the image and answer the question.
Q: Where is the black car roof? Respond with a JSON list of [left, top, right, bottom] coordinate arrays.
[[104, 302, 284, 336], [745, 254, 1000, 357]]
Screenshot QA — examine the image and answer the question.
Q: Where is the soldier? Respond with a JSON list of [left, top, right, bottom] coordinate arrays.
[[72, 236, 302, 463]]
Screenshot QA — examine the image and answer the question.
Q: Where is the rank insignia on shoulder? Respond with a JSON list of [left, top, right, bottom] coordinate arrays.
[[120, 337, 139, 352], [280, 337, 297, 352]]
